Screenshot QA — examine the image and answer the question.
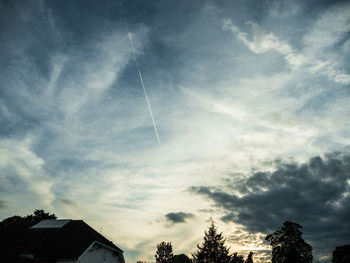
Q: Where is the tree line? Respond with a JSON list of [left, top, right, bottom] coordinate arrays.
[[0, 210, 349, 263], [150, 222, 254, 263], [139, 221, 350, 263]]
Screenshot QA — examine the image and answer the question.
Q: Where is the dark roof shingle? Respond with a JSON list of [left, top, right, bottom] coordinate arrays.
[[17, 220, 122, 261]]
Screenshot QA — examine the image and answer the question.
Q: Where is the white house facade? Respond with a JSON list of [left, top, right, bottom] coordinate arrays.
[[17, 219, 125, 263], [76, 241, 123, 263]]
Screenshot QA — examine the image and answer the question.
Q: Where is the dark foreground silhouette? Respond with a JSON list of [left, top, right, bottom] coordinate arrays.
[[152, 221, 348, 263], [332, 245, 350, 263], [266, 221, 312, 263], [1, 209, 349, 263]]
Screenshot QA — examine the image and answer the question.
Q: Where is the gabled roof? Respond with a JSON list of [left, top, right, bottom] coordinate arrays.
[[30, 219, 71, 229], [17, 220, 123, 261]]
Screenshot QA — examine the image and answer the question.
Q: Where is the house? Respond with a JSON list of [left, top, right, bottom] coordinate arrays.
[[14, 219, 125, 263]]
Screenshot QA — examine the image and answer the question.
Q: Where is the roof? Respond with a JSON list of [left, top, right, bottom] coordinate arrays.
[[30, 219, 71, 229], [16, 220, 123, 261]]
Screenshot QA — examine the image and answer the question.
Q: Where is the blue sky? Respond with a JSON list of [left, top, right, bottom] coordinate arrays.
[[1, 0, 350, 262]]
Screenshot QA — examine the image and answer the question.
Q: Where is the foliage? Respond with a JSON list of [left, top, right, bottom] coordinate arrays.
[[266, 221, 312, 263], [173, 254, 192, 263], [332, 245, 350, 263], [0, 209, 57, 257], [0, 209, 56, 228], [245, 252, 253, 263], [192, 222, 232, 263], [155, 241, 174, 263], [231, 252, 244, 263]]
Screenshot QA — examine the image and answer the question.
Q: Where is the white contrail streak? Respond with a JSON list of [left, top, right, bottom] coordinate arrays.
[[128, 32, 161, 144], [120, 0, 160, 144]]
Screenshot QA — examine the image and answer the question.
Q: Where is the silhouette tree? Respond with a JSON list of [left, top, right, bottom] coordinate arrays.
[[266, 221, 312, 263], [231, 252, 244, 263], [173, 254, 191, 263], [0, 209, 56, 228], [155, 241, 174, 263], [245, 252, 253, 263], [332, 245, 350, 263], [192, 222, 232, 263], [0, 209, 57, 258]]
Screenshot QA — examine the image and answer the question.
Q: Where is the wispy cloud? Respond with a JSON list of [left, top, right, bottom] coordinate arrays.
[[223, 3, 350, 85], [0, 137, 54, 215], [223, 19, 306, 69]]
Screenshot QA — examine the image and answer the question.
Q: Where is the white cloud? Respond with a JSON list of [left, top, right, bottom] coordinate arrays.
[[223, 19, 306, 69], [302, 3, 350, 54], [223, 11, 350, 85], [0, 137, 54, 216]]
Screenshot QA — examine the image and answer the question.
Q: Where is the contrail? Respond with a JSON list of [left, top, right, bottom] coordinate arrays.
[[120, 0, 160, 144]]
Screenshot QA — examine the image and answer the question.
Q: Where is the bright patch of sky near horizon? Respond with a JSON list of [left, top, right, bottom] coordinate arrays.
[[1, 0, 350, 262]]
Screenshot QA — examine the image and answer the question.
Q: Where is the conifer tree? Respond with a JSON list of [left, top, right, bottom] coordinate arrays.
[[245, 252, 253, 263], [192, 222, 232, 263], [155, 241, 174, 263]]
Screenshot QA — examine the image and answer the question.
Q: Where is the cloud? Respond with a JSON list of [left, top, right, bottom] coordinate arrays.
[[223, 6, 350, 85], [190, 152, 350, 262], [56, 198, 75, 206], [223, 19, 306, 69], [302, 3, 350, 54], [166, 212, 194, 224], [1, 1, 350, 263], [0, 200, 7, 209], [0, 137, 54, 219]]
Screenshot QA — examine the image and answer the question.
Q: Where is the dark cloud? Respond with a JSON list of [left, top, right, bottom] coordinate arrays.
[[190, 152, 350, 262], [165, 212, 194, 224], [0, 167, 28, 195], [0, 200, 7, 209], [57, 198, 75, 206]]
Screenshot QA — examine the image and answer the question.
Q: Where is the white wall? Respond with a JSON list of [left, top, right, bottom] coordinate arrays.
[[78, 245, 122, 263]]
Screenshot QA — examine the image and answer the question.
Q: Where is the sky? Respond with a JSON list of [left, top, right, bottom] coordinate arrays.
[[0, 0, 350, 262]]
